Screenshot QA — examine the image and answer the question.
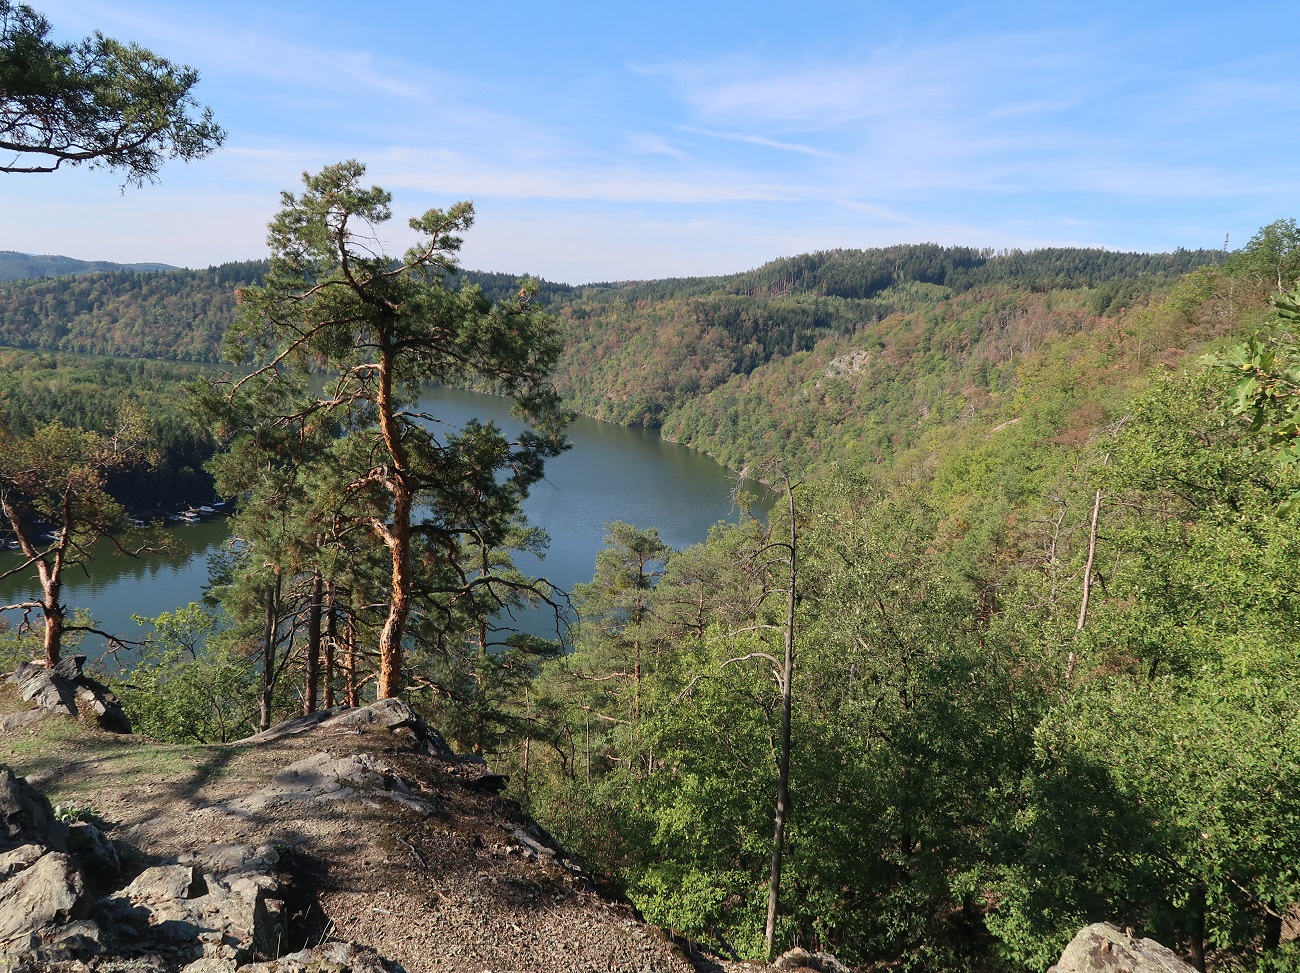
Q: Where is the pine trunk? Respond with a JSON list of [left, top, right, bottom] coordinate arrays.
[[304, 568, 323, 714]]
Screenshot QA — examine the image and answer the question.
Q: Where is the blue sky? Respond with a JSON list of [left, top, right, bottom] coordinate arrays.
[[4, 0, 1300, 283]]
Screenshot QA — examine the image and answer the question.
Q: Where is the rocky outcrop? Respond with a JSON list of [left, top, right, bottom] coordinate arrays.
[[0, 761, 392, 970], [1050, 923, 1198, 973], [0, 765, 92, 957], [0, 851, 90, 945], [0, 697, 685, 973], [235, 695, 455, 760], [1, 765, 67, 852], [6, 656, 131, 733], [773, 946, 852, 972], [237, 941, 407, 972]]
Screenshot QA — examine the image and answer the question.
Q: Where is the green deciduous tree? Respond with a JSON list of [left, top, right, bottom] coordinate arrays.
[[0, 0, 223, 182], [1207, 288, 1300, 509], [119, 603, 256, 743]]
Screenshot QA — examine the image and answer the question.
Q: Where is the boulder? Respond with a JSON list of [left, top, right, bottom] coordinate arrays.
[[239, 940, 408, 972], [0, 851, 90, 947], [98, 852, 282, 964], [1050, 923, 1197, 973], [7, 658, 131, 733], [120, 864, 206, 903], [30, 917, 104, 962], [224, 750, 441, 818], [195, 842, 279, 877], [773, 947, 851, 972], [236, 698, 455, 760], [0, 845, 44, 881], [774, 947, 816, 970], [0, 766, 66, 852], [0, 710, 44, 732], [66, 821, 120, 879]]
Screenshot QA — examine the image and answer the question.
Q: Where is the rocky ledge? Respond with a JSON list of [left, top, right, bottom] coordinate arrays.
[[0, 696, 691, 972]]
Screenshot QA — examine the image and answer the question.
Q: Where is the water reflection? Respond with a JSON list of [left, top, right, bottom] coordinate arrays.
[[0, 387, 763, 657]]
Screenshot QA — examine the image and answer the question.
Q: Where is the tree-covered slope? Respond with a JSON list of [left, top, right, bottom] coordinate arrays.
[[550, 246, 1226, 469], [0, 259, 263, 358], [509, 231, 1300, 971], [0, 242, 1227, 474], [0, 250, 177, 282]]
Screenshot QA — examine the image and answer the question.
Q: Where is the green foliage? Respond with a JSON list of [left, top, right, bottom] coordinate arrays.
[[50, 802, 105, 826], [0, 351, 218, 508], [0, 263, 261, 360], [0, 236, 1231, 481], [1205, 288, 1300, 514], [518, 233, 1300, 971], [0, 0, 224, 183], [117, 603, 256, 743], [1224, 220, 1300, 294]]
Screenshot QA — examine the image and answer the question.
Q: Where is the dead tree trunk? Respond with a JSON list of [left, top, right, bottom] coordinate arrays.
[[764, 475, 797, 961], [1066, 489, 1102, 683]]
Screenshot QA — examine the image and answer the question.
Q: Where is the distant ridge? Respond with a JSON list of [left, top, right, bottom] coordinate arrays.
[[0, 250, 178, 282]]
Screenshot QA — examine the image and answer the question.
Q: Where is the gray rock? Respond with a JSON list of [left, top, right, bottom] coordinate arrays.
[[181, 959, 239, 972], [236, 698, 455, 759], [773, 947, 850, 973], [809, 950, 852, 973], [196, 842, 279, 876], [1050, 923, 1197, 973], [73, 683, 131, 734], [8, 660, 131, 733], [121, 864, 206, 903], [0, 710, 45, 732], [10, 662, 78, 718], [67, 821, 120, 878], [319, 696, 418, 731], [252, 893, 285, 958], [100, 860, 277, 963], [239, 940, 409, 972], [28, 917, 105, 962], [774, 947, 815, 970], [229, 751, 388, 811], [0, 851, 90, 946], [52, 656, 86, 681], [0, 845, 44, 881], [0, 766, 66, 852]]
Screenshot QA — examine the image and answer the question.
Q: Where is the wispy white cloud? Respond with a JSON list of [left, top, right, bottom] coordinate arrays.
[[682, 127, 833, 158], [367, 148, 809, 205], [624, 133, 689, 161], [12, 1, 1300, 282], [636, 31, 1096, 131]]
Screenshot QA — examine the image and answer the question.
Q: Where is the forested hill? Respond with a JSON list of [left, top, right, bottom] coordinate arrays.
[[0, 243, 1219, 357], [0, 250, 177, 282], [0, 258, 576, 359], [0, 259, 264, 359], [584, 243, 1222, 303], [0, 243, 1230, 471]]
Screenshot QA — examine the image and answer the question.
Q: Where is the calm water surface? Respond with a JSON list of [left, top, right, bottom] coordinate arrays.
[[0, 387, 757, 660]]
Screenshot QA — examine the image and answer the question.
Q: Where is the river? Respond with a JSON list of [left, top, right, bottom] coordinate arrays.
[[0, 386, 761, 662]]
